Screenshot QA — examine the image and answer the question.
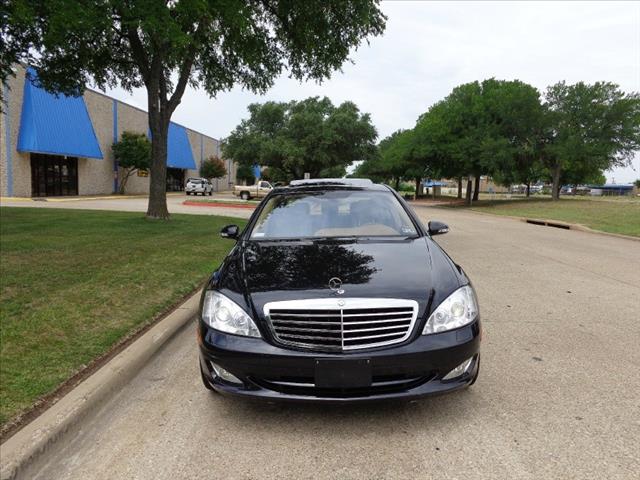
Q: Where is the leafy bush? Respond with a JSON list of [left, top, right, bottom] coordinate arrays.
[[112, 132, 151, 194], [200, 156, 227, 179]]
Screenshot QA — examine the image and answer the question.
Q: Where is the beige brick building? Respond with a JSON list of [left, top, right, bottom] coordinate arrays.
[[1, 65, 236, 198]]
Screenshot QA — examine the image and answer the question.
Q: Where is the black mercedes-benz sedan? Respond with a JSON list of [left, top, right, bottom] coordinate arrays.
[[197, 179, 480, 402]]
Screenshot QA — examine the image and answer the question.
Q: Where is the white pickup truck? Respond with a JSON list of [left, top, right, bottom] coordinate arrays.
[[232, 181, 273, 200]]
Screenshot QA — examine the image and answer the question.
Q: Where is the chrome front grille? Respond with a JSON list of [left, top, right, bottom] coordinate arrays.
[[264, 298, 419, 352]]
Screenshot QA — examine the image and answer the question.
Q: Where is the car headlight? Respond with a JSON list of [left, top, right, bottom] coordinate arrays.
[[202, 291, 261, 338], [423, 285, 478, 335]]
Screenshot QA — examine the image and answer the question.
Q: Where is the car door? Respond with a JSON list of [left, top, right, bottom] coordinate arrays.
[[258, 181, 272, 197]]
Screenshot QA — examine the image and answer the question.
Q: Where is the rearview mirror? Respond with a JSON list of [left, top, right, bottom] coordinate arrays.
[[428, 221, 449, 236], [220, 225, 240, 240]]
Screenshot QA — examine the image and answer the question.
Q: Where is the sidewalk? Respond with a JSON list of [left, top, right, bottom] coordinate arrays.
[[1, 193, 183, 203]]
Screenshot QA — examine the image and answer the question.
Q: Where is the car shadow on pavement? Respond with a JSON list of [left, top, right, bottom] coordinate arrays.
[[205, 388, 478, 433]]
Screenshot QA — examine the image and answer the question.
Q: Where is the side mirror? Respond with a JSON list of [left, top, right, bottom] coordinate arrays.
[[428, 220, 449, 236], [220, 224, 240, 240]]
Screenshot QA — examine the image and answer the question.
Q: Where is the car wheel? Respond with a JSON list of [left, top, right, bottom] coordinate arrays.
[[200, 364, 217, 392], [209, 191, 213, 196], [241, 192, 250, 200]]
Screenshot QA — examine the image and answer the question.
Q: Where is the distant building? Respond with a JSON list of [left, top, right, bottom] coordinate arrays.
[[1, 65, 237, 198], [588, 184, 635, 196]]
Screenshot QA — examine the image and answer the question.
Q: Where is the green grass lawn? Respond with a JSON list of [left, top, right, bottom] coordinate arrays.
[[448, 196, 640, 237], [0, 207, 245, 427]]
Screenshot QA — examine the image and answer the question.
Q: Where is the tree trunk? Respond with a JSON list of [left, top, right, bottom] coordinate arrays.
[[526, 181, 531, 197], [119, 169, 134, 194], [551, 163, 561, 201], [394, 177, 400, 191], [457, 177, 462, 199], [415, 177, 421, 199], [147, 106, 170, 219], [465, 177, 473, 206], [472, 175, 480, 201]]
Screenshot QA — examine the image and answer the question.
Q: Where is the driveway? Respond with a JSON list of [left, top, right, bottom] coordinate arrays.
[[29, 205, 640, 479]]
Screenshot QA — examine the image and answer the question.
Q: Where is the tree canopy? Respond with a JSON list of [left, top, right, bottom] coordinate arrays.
[[356, 78, 639, 202], [223, 97, 378, 180], [542, 81, 640, 199], [3, 0, 386, 217]]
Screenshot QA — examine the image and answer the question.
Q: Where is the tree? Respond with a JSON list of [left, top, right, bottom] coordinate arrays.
[[236, 165, 256, 186], [409, 84, 485, 205], [112, 131, 151, 194], [542, 81, 640, 200], [199, 156, 226, 180], [478, 79, 545, 197], [356, 129, 413, 188], [4, 1, 386, 218], [223, 97, 378, 180], [412, 79, 549, 203], [635, 179, 640, 188]]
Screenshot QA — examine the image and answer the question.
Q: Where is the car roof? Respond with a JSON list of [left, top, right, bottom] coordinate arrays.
[[277, 178, 389, 192]]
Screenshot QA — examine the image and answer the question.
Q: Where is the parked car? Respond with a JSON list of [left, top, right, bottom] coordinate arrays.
[[198, 178, 481, 402], [232, 180, 273, 200], [186, 178, 213, 196]]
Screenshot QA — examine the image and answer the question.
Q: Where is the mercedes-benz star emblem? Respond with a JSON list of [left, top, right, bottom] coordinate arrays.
[[328, 277, 345, 295]]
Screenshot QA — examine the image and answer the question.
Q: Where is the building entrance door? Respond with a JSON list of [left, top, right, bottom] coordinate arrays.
[[31, 154, 79, 197], [166, 168, 185, 192]]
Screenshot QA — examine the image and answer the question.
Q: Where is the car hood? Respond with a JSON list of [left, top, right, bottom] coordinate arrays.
[[217, 238, 463, 321]]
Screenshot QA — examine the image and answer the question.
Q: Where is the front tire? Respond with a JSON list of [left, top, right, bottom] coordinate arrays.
[[241, 192, 250, 200]]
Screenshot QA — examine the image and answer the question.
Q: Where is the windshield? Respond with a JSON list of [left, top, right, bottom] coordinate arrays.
[[250, 190, 418, 239]]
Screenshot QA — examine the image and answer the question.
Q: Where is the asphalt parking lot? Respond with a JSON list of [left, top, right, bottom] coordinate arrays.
[[24, 204, 640, 479]]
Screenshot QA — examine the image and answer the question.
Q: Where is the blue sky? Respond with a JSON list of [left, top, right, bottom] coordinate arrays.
[[108, 1, 640, 183]]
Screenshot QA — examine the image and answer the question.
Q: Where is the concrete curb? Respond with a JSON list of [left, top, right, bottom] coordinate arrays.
[[490, 213, 640, 242], [0, 290, 201, 480], [1, 193, 185, 204]]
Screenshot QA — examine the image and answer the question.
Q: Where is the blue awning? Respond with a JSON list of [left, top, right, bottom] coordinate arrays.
[[166, 123, 196, 170], [148, 123, 196, 170], [423, 180, 447, 187], [17, 69, 103, 159]]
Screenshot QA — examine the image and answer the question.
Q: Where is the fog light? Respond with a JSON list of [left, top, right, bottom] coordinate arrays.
[[442, 357, 474, 380], [210, 362, 242, 384]]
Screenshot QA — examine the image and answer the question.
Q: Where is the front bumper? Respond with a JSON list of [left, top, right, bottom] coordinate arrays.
[[198, 319, 480, 403]]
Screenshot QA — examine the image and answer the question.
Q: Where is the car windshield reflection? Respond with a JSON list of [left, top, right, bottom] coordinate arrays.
[[250, 190, 418, 240]]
